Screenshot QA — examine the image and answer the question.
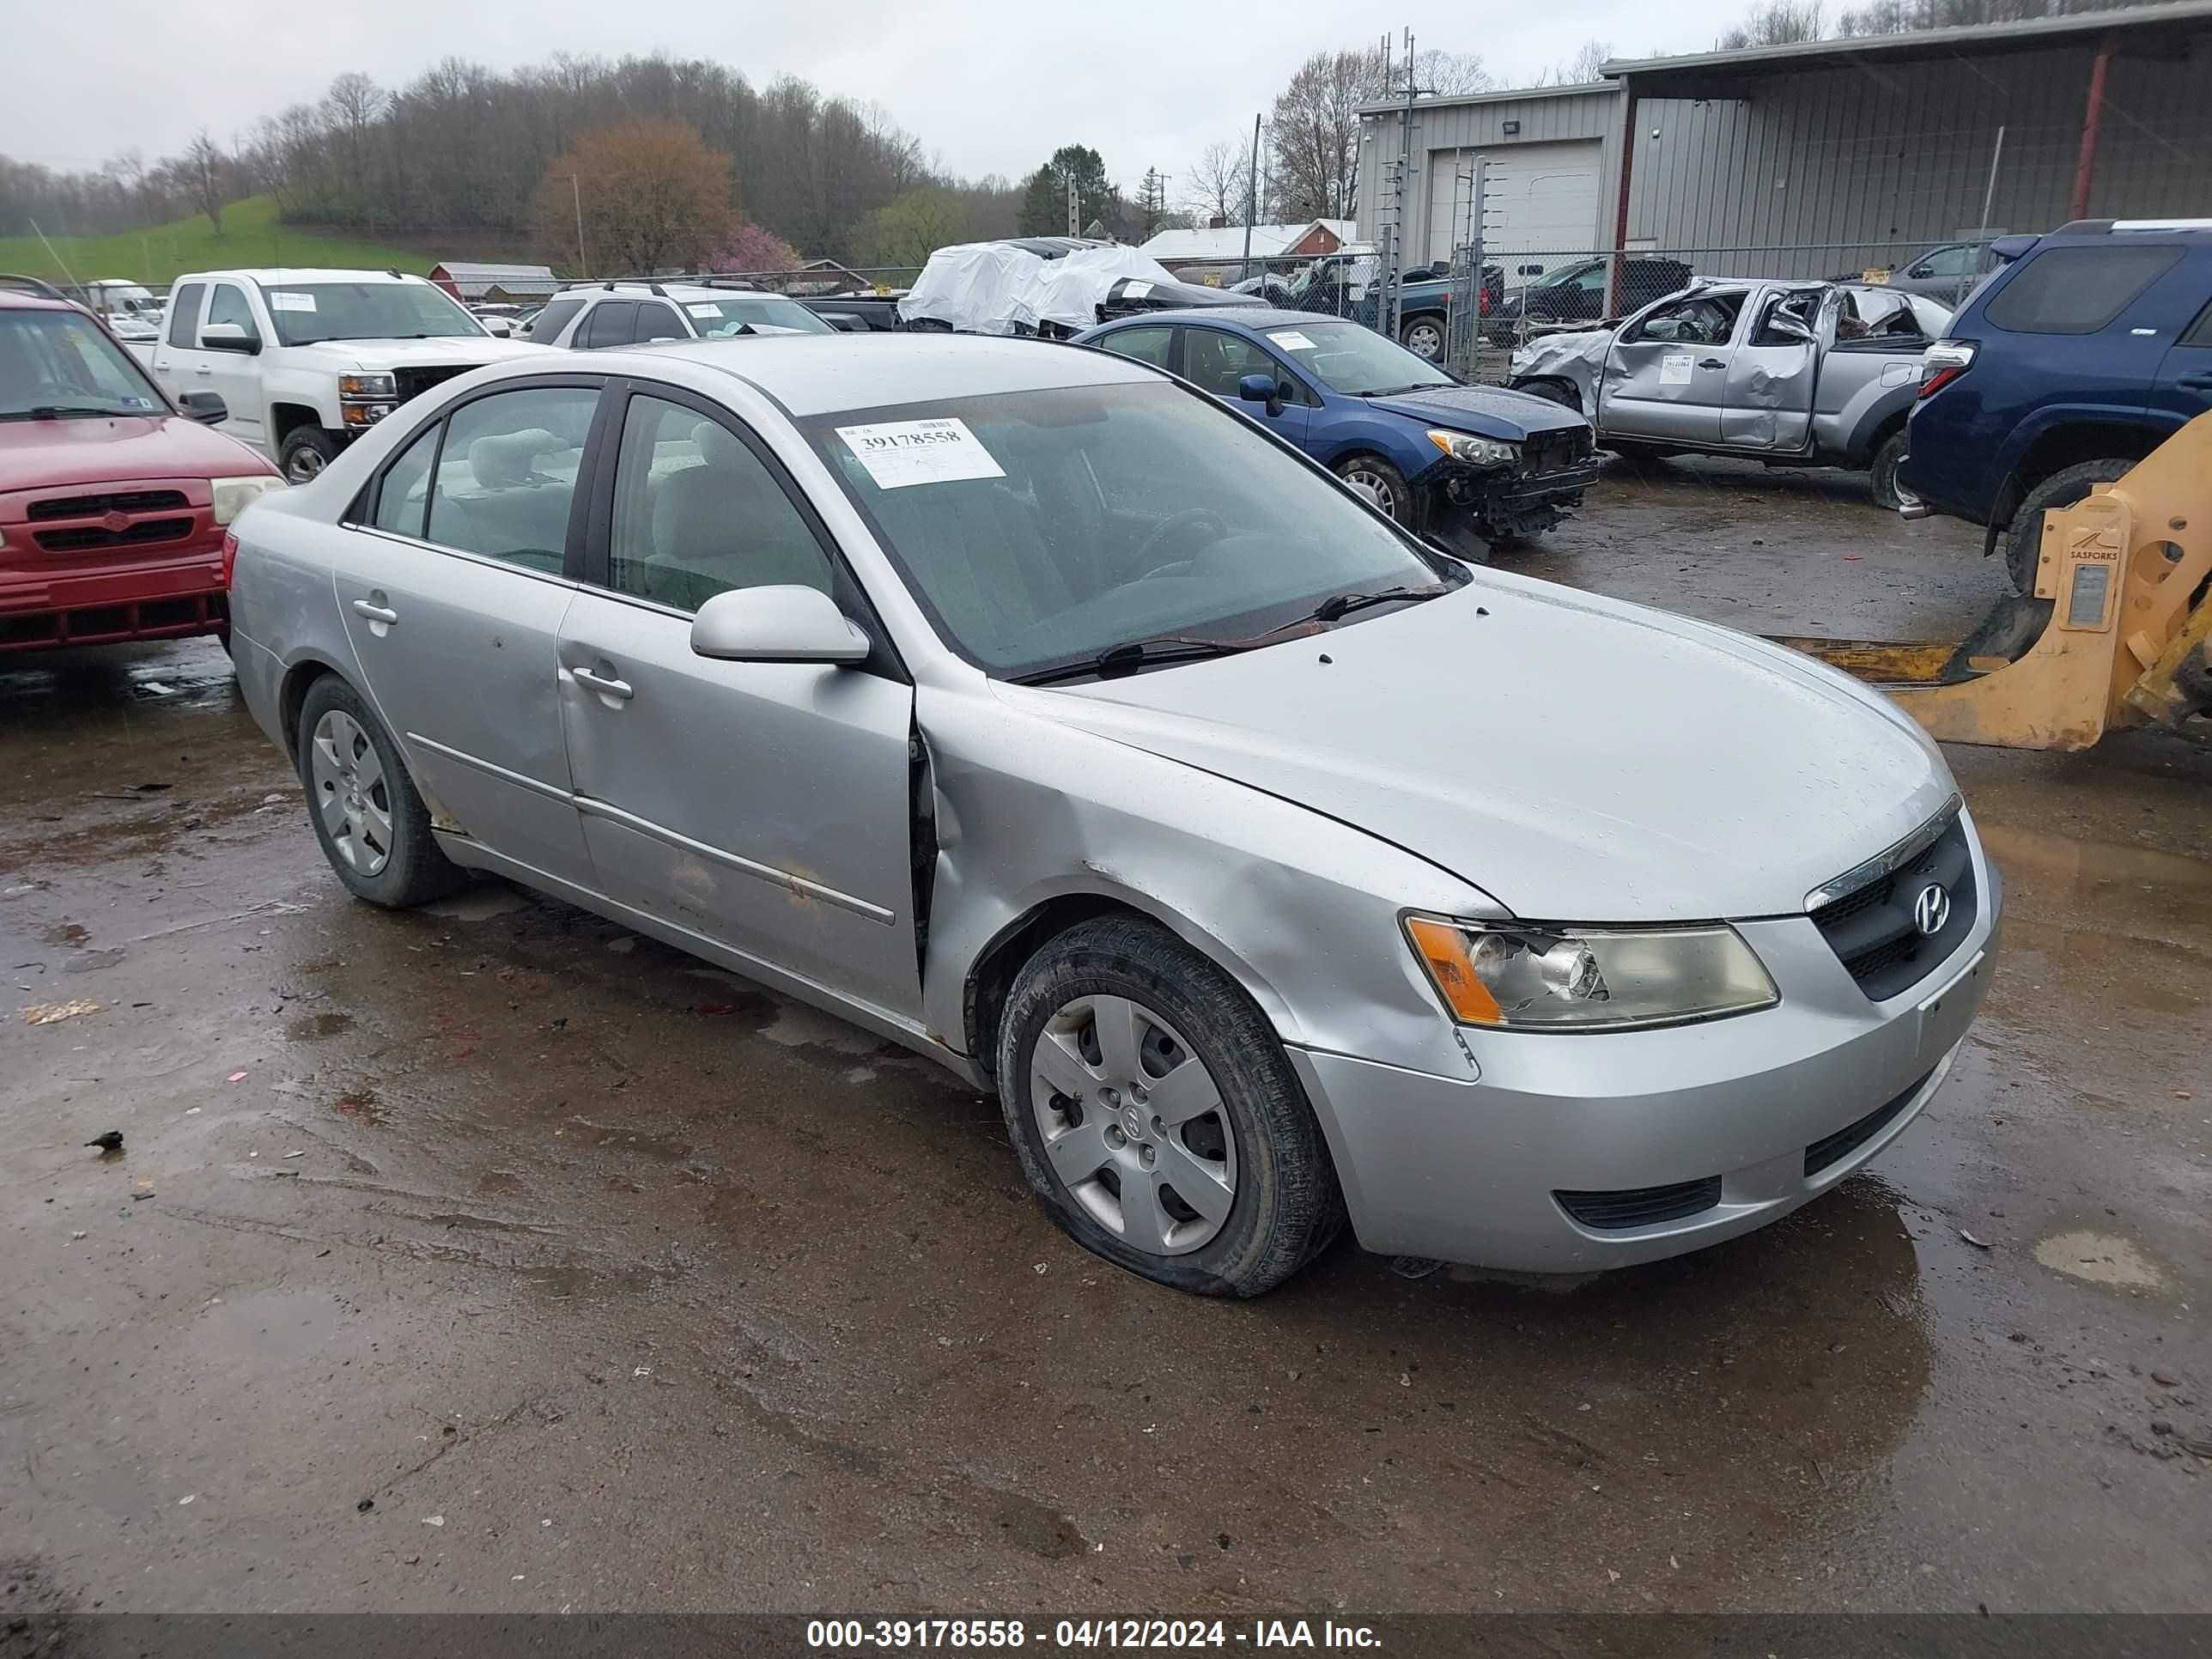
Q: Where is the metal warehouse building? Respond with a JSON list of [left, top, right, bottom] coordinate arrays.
[[1355, 0, 2212, 280]]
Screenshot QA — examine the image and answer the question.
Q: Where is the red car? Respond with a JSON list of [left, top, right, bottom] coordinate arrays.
[[1, 280, 281, 653]]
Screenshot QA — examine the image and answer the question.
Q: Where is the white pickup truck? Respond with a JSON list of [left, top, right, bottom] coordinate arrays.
[[143, 268, 546, 482]]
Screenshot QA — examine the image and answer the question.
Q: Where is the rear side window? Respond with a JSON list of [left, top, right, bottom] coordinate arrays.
[[1097, 325, 1172, 368], [578, 301, 636, 349], [166, 283, 204, 348], [529, 297, 585, 342], [1983, 245, 2185, 335]]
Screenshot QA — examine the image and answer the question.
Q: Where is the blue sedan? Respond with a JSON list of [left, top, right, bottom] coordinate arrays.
[[1072, 307, 1598, 559]]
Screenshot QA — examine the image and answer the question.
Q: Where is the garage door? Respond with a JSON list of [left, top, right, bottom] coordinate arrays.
[[1425, 138, 1601, 276]]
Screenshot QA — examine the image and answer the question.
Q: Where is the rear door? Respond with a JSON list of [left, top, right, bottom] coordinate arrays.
[[556, 381, 921, 1021], [1719, 288, 1818, 452], [147, 280, 208, 404], [331, 376, 607, 887], [2146, 252, 2212, 435], [200, 282, 268, 451], [1600, 290, 1747, 442]]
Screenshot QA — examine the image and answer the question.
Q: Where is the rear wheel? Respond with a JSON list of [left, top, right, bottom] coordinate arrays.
[[1868, 430, 1913, 512], [1400, 314, 1445, 362], [995, 916, 1344, 1297], [279, 427, 343, 484], [295, 676, 464, 908], [2002, 459, 2135, 595]]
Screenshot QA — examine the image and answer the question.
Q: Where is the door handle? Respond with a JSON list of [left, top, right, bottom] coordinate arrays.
[[192, 365, 212, 375], [570, 665, 634, 702], [1698, 358, 1727, 370], [351, 599, 398, 625]]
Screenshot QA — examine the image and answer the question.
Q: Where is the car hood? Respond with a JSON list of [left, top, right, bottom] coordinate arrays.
[[1361, 383, 1589, 442], [279, 337, 549, 373], [1013, 576, 1956, 921], [0, 413, 272, 495]]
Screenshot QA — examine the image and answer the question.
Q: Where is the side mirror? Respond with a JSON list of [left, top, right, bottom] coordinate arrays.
[[482, 317, 514, 337], [176, 389, 228, 424], [1765, 313, 1816, 344], [690, 585, 871, 665], [1236, 373, 1275, 404], [200, 322, 259, 356]]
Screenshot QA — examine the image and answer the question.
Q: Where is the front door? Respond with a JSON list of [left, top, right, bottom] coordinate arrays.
[[1718, 289, 1818, 452], [146, 281, 208, 410], [331, 380, 605, 885], [200, 281, 268, 452], [1600, 290, 1747, 443], [1179, 326, 1312, 447], [2148, 284, 2212, 438], [556, 385, 921, 1023]]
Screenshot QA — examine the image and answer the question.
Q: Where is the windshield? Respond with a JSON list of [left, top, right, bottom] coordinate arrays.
[[804, 381, 1444, 679], [1529, 263, 1594, 290], [261, 282, 486, 345], [684, 294, 835, 337], [0, 307, 167, 418], [1263, 320, 1452, 396]]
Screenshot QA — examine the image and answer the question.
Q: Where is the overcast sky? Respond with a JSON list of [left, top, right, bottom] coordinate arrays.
[[7, 0, 1747, 198]]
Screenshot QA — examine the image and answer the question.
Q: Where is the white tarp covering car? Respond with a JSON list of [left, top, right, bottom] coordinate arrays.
[[899, 243, 1181, 337]]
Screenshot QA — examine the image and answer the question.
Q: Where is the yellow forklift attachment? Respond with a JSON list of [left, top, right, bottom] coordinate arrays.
[[1771, 410, 2212, 750]]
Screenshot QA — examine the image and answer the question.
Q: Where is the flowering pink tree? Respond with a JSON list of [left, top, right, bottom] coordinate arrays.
[[704, 222, 803, 274]]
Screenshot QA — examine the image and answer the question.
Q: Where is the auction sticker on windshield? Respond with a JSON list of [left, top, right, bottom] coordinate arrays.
[[684, 303, 722, 319], [269, 293, 318, 313], [837, 418, 1006, 490], [1267, 330, 1318, 351]]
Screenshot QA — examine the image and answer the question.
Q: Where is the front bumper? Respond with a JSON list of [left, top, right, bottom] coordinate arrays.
[[0, 547, 228, 652], [1286, 836, 2000, 1273]]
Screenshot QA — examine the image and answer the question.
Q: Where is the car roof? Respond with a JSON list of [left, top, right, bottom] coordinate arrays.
[[604, 333, 1155, 417], [1091, 307, 1367, 332], [180, 268, 428, 285], [0, 290, 77, 312], [566, 282, 786, 302]]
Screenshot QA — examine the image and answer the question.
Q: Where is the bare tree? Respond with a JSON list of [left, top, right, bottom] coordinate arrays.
[[1269, 48, 1389, 223], [1717, 0, 1824, 48], [1183, 140, 1246, 223], [1414, 49, 1491, 95], [180, 131, 228, 234], [1549, 39, 1613, 83]]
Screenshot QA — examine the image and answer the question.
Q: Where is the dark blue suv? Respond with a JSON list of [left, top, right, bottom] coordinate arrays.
[[1901, 219, 2212, 592]]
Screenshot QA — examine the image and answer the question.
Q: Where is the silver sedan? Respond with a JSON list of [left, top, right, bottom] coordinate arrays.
[[227, 335, 1998, 1296]]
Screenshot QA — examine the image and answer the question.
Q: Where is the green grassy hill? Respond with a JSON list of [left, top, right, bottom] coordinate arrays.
[[0, 196, 442, 288]]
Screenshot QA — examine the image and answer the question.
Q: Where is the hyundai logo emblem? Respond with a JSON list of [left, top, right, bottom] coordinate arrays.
[[1912, 883, 1951, 937]]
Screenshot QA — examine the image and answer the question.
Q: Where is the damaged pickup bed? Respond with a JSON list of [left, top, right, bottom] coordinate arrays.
[[1508, 280, 1950, 508]]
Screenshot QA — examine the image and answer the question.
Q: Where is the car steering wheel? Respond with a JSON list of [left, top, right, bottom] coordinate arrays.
[[1127, 508, 1226, 579]]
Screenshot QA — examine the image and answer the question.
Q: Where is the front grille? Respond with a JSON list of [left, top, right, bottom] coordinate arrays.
[[1804, 1068, 1935, 1178], [33, 516, 195, 553], [1556, 1176, 1723, 1231], [1809, 813, 1978, 1000], [393, 366, 471, 404], [27, 489, 190, 522], [1526, 426, 1595, 475]]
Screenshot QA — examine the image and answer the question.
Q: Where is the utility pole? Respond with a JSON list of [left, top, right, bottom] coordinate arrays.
[[1240, 112, 1261, 283], [1066, 171, 1079, 237]]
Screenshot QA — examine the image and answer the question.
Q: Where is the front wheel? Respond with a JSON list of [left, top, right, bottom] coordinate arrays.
[[279, 427, 343, 484], [1400, 314, 1445, 362], [995, 917, 1344, 1297], [1333, 454, 1410, 524]]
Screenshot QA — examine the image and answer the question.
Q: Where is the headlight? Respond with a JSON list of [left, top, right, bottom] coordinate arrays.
[[1403, 915, 1778, 1031], [1426, 429, 1518, 468], [338, 372, 398, 401], [210, 475, 285, 525]]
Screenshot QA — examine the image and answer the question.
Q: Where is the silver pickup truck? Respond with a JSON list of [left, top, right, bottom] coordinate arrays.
[[1506, 280, 1951, 507]]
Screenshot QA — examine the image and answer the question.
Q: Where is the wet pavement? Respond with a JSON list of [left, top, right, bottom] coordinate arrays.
[[3, 465, 2209, 1615]]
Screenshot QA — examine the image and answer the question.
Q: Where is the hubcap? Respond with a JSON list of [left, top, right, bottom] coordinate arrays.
[[1029, 994, 1237, 1257], [286, 446, 326, 483], [308, 709, 394, 878], [1406, 323, 1442, 360], [1343, 468, 1396, 515]]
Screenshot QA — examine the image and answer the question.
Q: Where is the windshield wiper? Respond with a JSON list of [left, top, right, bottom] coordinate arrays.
[[1359, 383, 1449, 398], [2, 404, 125, 422], [1010, 635, 1257, 686], [1276, 582, 1453, 629]]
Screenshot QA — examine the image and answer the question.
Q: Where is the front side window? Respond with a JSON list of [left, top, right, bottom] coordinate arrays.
[[804, 381, 1442, 679], [636, 302, 687, 343], [166, 283, 204, 348], [1096, 325, 1171, 368], [0, 308, 167, 418], [424, 386, 597, 574], [606, 394, 832, 611], [1631, 293, 1744, 346], [1983, 245, 2185, 336], [1182, 329, 1285, 399], [259, 281, 486, 346], [204, 283, 260, 345]]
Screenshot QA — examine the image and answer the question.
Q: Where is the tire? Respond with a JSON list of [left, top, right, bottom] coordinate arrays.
[[295, 675, 464, 908], [1868, 429, 1912, 513], [1333, 453, 1411, 524], [278, 427, 343, 484], [994, 915, 1345, 1297], [2002, 458, 2134, 596], [1516, 378, 1582, 413], [1399, 314, 1445, 362]]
